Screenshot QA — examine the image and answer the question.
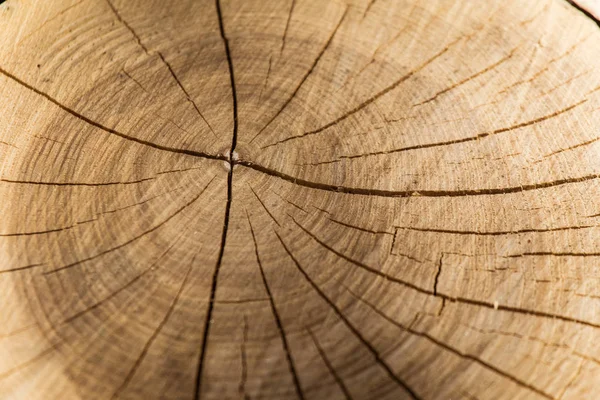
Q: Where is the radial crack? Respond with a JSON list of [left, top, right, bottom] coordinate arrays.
[[110, 256, 195, 399], [347, 288, 553, 399], [260, 33, 469, 149], [239, 315, 249, 399], [248, 185, 281, 226], [275, 232, 420, 399], [0, 263, 44, 275], [309, 99, 585, 164], [247, 213, 305, 399], [280, 0, 297, 54], [44, 177, 215, 274], [105, 0, 216, 135], [0, 183, 186, 237], [61, 237, 184, 324], [250, 7, 348, 143], [194, 1, 238, 398], [328, 217, 394, 236], [0, 176, 155, 187], [0, 66, 225, 161], [237, 155, 600, 198], [290, 217, 600, 330], [412, 46, 518, 107], [433, 255, 443, 296], [306, 327, 354, 399], [396, 223, 595, 236]]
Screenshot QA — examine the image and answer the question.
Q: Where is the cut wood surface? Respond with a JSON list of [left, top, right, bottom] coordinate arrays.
[[2, 0, 600, 399]]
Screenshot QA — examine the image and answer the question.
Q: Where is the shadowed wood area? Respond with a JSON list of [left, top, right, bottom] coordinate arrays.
[[2, 0, 600, 398]]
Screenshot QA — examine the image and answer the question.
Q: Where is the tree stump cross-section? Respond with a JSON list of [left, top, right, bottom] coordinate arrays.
[[2, 0, 600, 399]]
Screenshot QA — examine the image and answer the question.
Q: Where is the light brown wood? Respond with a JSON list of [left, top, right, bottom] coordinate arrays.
[[2, 0, 600, 399]]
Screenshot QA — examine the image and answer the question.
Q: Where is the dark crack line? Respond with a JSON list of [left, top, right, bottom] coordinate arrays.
[[495, 35, 591, 99], [328, 217, 394, 236], [362, 0, 379, 19], [565, 0, 600, 29], [111, 256, 195, 399], [247, 213, 305, 400], [275, 231, 420, 400], [507, 252, 600, 258], [396, 224, 596, 236], [16, 0, 86, 46], [0, 67, 224, 162], [304, 100, 586, 165], [433, 255, 443, 296], [248, 185, 281, 227], [346, 288, 553, 399], [122, 68, 148, 93], [239, 315, 249, 399], [0, 347, 55, 381], [105, 0, 149, 52], [260, 34, 467, 149], [438, 298, 446, 317], [0, 176, 155, 187], [412, 46, 518, 107], [194, 1, 238, 398], [61, 219, 199, 326], [390, 229, 399, 255], [157, 52, 217, 137], [44, 177, 215, 274], [270, 189, 309, 213], [0, 140, 17, 149], [280, 0, 297, 54], [259, 55, 273, 103], [250, 7, 348, 143], [290, 216, 429, 293], [237, 158, 600, 198], [543, 135, 600, 158], [291, 216, 600, 331], [306, 327, 354, 400], [61, 241, 180, 324], [0, 263, 44, 275], [218, 298, 269, 304], [0, 183, 186, 237], [1, 165, 200, 190], [105, 0, 216, 136]]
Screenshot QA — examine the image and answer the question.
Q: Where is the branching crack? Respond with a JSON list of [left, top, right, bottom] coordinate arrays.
[[250, 7, 348, 143], [275, 231, 420, 399], [346, 288, 553, 399], [289, 217, 600, 330], [105, 0, 215, 135], [260, 33, 469, 149]]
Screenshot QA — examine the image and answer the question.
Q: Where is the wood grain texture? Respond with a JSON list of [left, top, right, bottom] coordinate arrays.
[[2, 0, 600, 399]]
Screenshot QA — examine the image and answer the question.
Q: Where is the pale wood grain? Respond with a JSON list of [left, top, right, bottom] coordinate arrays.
[[1, 0, 600, 399]]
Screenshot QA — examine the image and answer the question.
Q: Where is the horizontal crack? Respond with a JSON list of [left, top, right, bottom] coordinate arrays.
[[235, 159, 600, 198]]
